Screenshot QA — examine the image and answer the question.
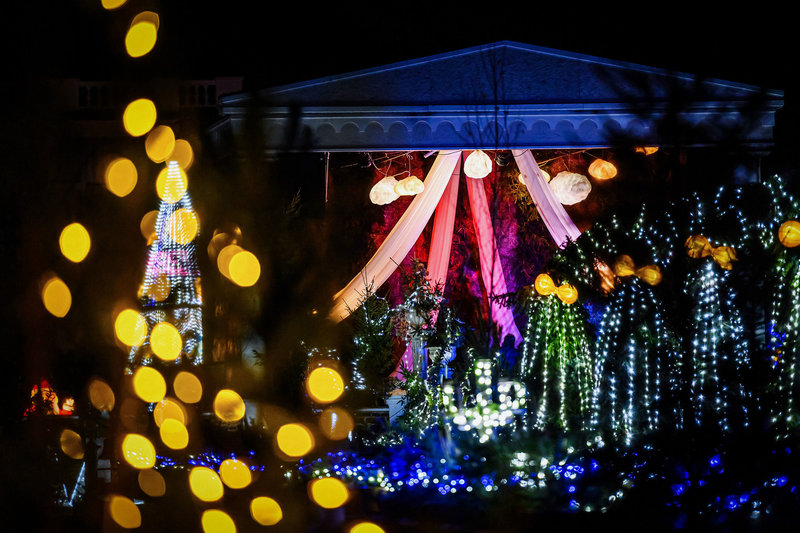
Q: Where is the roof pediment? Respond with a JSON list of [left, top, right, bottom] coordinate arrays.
[[218, 41, 783, 151]]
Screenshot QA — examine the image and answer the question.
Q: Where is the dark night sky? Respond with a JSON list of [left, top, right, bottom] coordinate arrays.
[[1, 1, 796, 95]]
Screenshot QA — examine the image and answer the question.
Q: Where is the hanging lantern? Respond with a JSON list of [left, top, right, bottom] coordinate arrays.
[[612, 254, 636, 277], [534, 273, 556, 295], [394, 176, 424, 196], [635, 146, 659, 155], [685, 235, 712, 259], [635, 265, 663, 286], [369, 176, 400, 205], [464, 150, 492, 179], [778, 220, 800, 248], [556, 283, 578, 305], [711, 246, 737, 270], [518, 168, 550, 184], [588, 158, 617, 180], [549, 171, 591, 205], [594, 258, 617, 294]]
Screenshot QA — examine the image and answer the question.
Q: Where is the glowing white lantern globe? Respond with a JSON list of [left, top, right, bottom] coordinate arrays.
[[464, 150, 492, 179], [394, 176, 424, 196], [369, 176, 400, 205], [549, 171, 592, 205]]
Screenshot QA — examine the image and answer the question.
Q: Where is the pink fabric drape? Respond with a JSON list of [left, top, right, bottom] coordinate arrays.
[[512, 149, 582, 248], [390, 159, 462, 378], [465, 165, 523, 346], [328, 150, 462, 322]]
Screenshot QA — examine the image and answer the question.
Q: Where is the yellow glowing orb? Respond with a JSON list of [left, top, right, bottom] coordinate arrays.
[[189, 467, 224, 502], [145, 125, 175, 163], [319, 407, 355, 441], [219, 458, 252, 489], [306, 367, 345, 404], [309, 477, 349, 509], [159, 418, 189, 450], [276, 423, 314, 458], [149, 273, 171, 302], [102, 0, 128, 10], [167, 208, 199, 245], [588, 158, 618, 180], [685, 234, 712, 259], [533, 273, 556, 296], [138, 469, 166, 497], [150, 322, 182, 361], [250, 496, 282, 526], [60, 429, 84, 460], [228, 250, 261, 287], [350, 523, 386, 533], [140, 210, 158, 242], [155, 163, 188, 203], [132, 366, 166, 403], [173, 371, 203, 404], [201, 509, 236, 533], [88, 379, 115, 412], [555, 283, 578, 305], [612, 254, 636, 278], [115, 309, 148, 347], [59, 222, 91, 263], [153, 397, 186, 427], [104, 157, 138, 197], [635, 264, 663, 286], [170, 139, 194, 170], [122, 433, 156, 469], [109, 495, 142, 529], [213, 389, 245, 423], [779, 220, 800, 248], [123, 98, 157, 137], [217, 244, 243, 279], [42, 276, 71, 317], [125, 12, 159, 58]]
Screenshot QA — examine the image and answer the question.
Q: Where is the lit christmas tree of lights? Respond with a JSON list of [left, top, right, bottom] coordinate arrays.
[[518, 289, 593, 430], [128, 161, 203, 369]]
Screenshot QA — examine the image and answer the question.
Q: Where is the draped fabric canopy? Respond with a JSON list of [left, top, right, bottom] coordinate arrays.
[[328, 149, 582, 375]]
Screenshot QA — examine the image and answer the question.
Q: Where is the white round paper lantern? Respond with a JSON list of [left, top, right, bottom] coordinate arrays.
[[549, 171, 591, 205], [394, 176, 424, 196], [369, 176, 400, 205], [464, 150, 492, 179]]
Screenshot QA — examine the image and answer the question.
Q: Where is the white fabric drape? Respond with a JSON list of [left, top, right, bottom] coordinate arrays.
[[328, 150, 462, 322], [512, 149, 582, 248]]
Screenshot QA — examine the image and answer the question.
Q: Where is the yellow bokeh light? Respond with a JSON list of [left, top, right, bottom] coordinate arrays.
[[149, 273, 171, 302], [125, 12, 158, 58], [319, 407, 354, 441], [167, 208, 199, 245], [159, 418, 189, 450], [122, 433, 156, 469], [59, 222, 91, 263], [132, 366, 166, 403], [104, 157, 138, 197], [156, 163, 188, 203], [201, 509, 236, 533], [217, 244, 243, 279], [250, 497, 282, 526], [219, 458, 252, 489], [109, 495, 142, 529], [170, 139, 194, 170], [308, 477, 349, 509], [153, 397, 186, 427], [140, 210, 158, 242], [115, 309, 148, 347], [60, 429, 84, 460], [350, 523, 386, 533], [138, 468, 166, 497], [88, 379, 115, 411], [228, 250, 261, 287], [276, 423, 314, 458], [306, 367, 345, 404], [145, 125, 175, 163], [150, 322, 182, 361], [42, 276, 71, 317], [102, 0, 128, 10], [173, 371, 203, 404], [189, 467, 224, 502], [213, 389, 245, 423], [123, 98, 157, 137]]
